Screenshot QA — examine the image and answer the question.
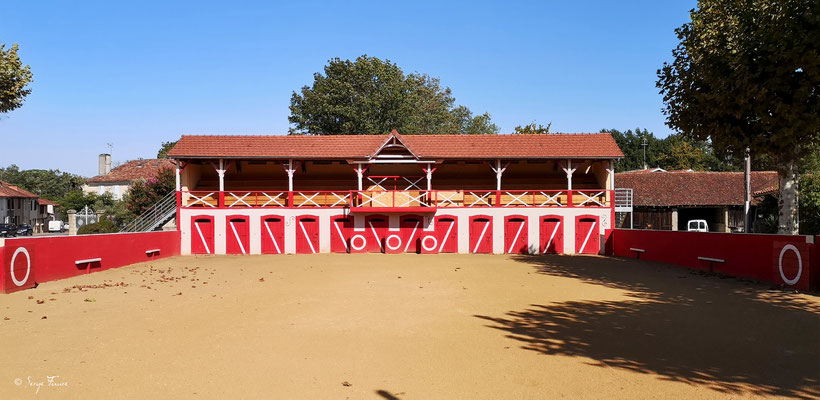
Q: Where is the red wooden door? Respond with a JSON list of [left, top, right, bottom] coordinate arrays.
[[469, 216, 493, 254], [540, 216, 563, 254], [191, 216, 214, 254], [575, 216, 599, 255], [399, 215, 422, 253], [504, 216, 528, 254], [226, 216, 250, 255], [296, 216, 320, 254], [331, 215, 353, 253], [261, 215, 284, 254], [435, 216, 458, 253], [365, 215, 387, 253]]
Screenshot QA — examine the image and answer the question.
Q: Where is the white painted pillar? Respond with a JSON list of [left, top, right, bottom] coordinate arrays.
[[426, 168, 433, 191], [356, 164, 364, 191], [565, 159, 574, 190], [218, 159, 225, 192], [490, 160, 508, 191], [606, 160, 615, 207], [175, 165, 181, 191], [287, 159, 295, 191], [671, 208, 679, 231]]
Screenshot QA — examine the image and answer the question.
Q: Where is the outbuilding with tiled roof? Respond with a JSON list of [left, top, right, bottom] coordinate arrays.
[[615, 169, 779, 232]]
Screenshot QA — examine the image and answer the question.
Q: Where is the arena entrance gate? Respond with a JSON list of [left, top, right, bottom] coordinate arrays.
[[191, 216, 214, 255], [226, 215, 250, 255], [295, 216, 320, 254], [331, 215, 353, 253], [470, 215, 493, 254], [261, 215, 284, 254], [540, 215, 563, 254], [504, 215, 528, 254], [575, 215, 599, 255]]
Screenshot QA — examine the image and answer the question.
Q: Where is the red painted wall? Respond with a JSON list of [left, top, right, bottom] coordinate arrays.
[[1, 231, 180, 294], [613, 229, 818, 291]]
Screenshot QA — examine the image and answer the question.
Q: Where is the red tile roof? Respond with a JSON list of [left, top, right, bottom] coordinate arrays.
[[167, 132, 624, 160], [37, 198, 57, 206], [616, 170, 779, 207], [86, 159, 175, 183], [0, 181, 38, 198]]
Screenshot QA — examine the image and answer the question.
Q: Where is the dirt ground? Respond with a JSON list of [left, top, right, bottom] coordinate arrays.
[[0, 254, 818, 399]]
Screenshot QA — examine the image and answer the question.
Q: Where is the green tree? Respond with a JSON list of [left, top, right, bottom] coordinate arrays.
[[0, 43, 33, 114], [125, 168, 175, 216], [513, 122, 552, 134], [59, 190, 98, 212], [288, 55, 499, 135], [657, 0, 820, 234], [0, 165, 86, 201], [157, 141, 178, 158]]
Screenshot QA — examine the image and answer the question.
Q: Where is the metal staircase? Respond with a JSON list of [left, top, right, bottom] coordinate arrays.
[[120, 191, 177, 232]]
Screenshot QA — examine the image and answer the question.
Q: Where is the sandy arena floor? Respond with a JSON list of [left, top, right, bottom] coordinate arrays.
[[0, 254, 818, 399]]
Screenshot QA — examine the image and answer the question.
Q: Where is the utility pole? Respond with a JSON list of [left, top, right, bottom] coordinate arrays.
[[641, 137, 648, 170], [744, 147, 751, 233]]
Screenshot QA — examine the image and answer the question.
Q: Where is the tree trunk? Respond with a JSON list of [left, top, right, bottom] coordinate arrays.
[[777, 160, 799, 235]]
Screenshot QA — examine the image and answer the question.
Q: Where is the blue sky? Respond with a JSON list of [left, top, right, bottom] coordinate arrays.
[[1, 0, 697, 177]]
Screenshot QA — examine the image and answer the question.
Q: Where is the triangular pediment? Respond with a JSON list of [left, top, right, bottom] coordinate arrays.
[[368, 130, 419, 160]]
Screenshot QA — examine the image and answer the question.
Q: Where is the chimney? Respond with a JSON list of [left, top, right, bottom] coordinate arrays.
[[98, 153, 112, 175]]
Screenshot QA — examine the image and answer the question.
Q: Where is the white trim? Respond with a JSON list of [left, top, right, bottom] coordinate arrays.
[[75, 258, 102, 265]]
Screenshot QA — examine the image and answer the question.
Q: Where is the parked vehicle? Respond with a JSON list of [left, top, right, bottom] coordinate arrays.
[[48, 220, 67, 233], [0, 223, 18, 237], [687, 219, 709, 232], [16, 224, 33, 236]]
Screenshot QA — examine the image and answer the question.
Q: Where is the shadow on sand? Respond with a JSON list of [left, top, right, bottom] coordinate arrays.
[[475, 255, 820, 399]]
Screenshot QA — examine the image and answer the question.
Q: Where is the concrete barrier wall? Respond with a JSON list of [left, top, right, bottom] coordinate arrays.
[[613, 229, 818, 291], [0, 231, 180, 294]]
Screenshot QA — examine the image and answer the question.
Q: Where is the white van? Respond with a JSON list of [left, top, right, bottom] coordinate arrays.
[[687, 219, 708, 232], [48, 220, 67, 233]]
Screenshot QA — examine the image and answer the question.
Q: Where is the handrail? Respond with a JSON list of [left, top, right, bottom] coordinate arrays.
[[180, 189, 613, 209], [120, 191, 177, 232]]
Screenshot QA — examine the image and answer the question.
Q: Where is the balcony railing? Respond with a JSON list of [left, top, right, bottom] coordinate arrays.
[[181, 190, 612, 209]]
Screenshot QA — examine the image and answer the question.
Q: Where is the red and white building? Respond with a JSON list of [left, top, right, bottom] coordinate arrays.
[[167, 131, 623, 255]]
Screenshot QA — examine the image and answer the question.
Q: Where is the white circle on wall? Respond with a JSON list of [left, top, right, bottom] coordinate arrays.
[[350, 234, 367, 251], [421, 235, 438, 252], [10, 247, 31, 287], [778, 244, 802, 286], [386, 234, 402, 251]]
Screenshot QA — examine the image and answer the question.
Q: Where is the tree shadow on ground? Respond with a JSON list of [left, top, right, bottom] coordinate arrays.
[[475, 255, 820, 399]]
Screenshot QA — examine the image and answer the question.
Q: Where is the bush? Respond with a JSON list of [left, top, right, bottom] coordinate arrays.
[[77, 218, 119, 235]]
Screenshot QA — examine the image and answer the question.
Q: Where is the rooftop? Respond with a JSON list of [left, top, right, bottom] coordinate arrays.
[[0, 181, 39, 198], [167, 132, 624, 160], [616, 170, 779, 207], [86, 159, 175, 184]]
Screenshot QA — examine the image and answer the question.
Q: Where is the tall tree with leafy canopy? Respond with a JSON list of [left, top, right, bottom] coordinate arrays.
[[289, 55, 499, 135], [0, 43, 33, 115], [157, 140, 178, 158], [657, 0, 820, 234], [513, 122, 552, 134]]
